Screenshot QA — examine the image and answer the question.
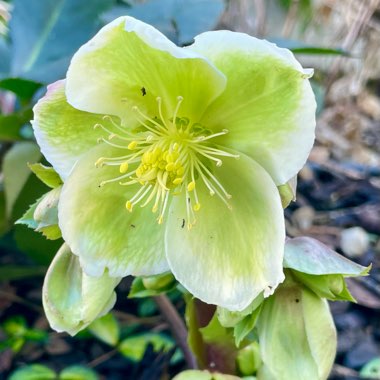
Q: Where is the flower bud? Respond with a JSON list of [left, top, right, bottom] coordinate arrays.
[[42, 244, 121, 336]]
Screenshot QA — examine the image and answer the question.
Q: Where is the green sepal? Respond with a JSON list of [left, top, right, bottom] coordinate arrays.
[[233, 305, 262, 347], [129, 273, 176, 298], [28, 163, 63, 188], [217, 294, 264, 329], [16, 187, 62, 240], [291, 270, 356, 302], [236, 342, 262, 376], [277, 177, 297, 208]]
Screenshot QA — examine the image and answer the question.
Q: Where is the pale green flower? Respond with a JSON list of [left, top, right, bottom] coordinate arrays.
[[32, 16, 316, 311]]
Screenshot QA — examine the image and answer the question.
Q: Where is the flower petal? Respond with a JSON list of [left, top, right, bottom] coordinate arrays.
[[32, 80, 104, 180], [66, 16, 226, 123], [165, 154, 285, 311], [43, 244, 121, 336], [188, 31, 316, 185], [58, 143, 169, 277]]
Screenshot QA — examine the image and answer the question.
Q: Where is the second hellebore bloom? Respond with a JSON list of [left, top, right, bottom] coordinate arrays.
[[33, 17, 316, 311]]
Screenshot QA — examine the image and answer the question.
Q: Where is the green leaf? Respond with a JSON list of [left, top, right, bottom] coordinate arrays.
[[118, 333, 175, 361], [0, 108, 33, 141], [28, 163, 62, 188], [16, 187, 62, 240], [104, 0, 225, 45], [360, 358, 380, 379], [271, 38, 350, 56], [284, 236, 369, 276], [3, 142, 41, 218], [14, 224, 61, 264], [88, 313, 120, 346], [59, 365, 99, 380], [0, 265, 46, 281], [233, 305, 262, 347], [9, 0, 114, 83], [8, 364, 56, 380], [0, 78, 42, 99]]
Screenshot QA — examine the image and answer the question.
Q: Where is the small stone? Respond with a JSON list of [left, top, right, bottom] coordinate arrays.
[[340, 227, 370, 258], [292, 206, 315, 231]]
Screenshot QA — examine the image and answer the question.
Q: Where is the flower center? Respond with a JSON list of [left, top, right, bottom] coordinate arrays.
[[94, 96, 238, 229]]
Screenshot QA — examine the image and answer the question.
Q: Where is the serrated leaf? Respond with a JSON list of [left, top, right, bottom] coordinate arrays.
[[3, 142, 41, 218], [8, 364, 56, 380], [16, 187, 62, 240], [9, 0, 114, 83], [59, 365, 99, 380], [28, 163, 62, 188], [88, 313, 120, 346]]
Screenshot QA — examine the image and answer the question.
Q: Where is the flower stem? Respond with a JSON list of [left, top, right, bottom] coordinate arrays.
[[154, 294, 198, 369]]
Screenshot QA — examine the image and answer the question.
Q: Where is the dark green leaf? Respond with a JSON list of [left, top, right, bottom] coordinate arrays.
[[0, 108, 33, 141], [0, 78, 42, 99], [10, 0, 114, 83], [0, 265, 46, 281]]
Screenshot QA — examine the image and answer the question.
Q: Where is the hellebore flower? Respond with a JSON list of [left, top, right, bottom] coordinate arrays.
[[32, 16, 316, 311]]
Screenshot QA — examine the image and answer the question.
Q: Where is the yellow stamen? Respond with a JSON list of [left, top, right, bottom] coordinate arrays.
[[187, 181, 195, 192], [119, 162, 129, 173], [128, 141, 138, 150]]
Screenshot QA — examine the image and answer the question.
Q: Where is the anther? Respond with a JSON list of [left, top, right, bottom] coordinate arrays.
[[119, 162, 129, 173], [194, 203, 201, 211], [128, 141, 138, 150], [187, 181, 196, 192], [126, 201, 133, 212], [173, 178, 183, 185]]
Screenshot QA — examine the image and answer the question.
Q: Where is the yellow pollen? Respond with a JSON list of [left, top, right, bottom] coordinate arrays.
[[128, 141, 138, 150], [187, 181, 196, 192], [173, 177, 183, 185], [119, 162, 129, 173], [94, 95, 235, 227], [126, 201, 133, 212], [165, 162, 175, 171]]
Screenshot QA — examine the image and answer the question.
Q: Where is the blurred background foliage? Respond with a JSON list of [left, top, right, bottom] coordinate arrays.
[[0, 0, 380, 379]]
